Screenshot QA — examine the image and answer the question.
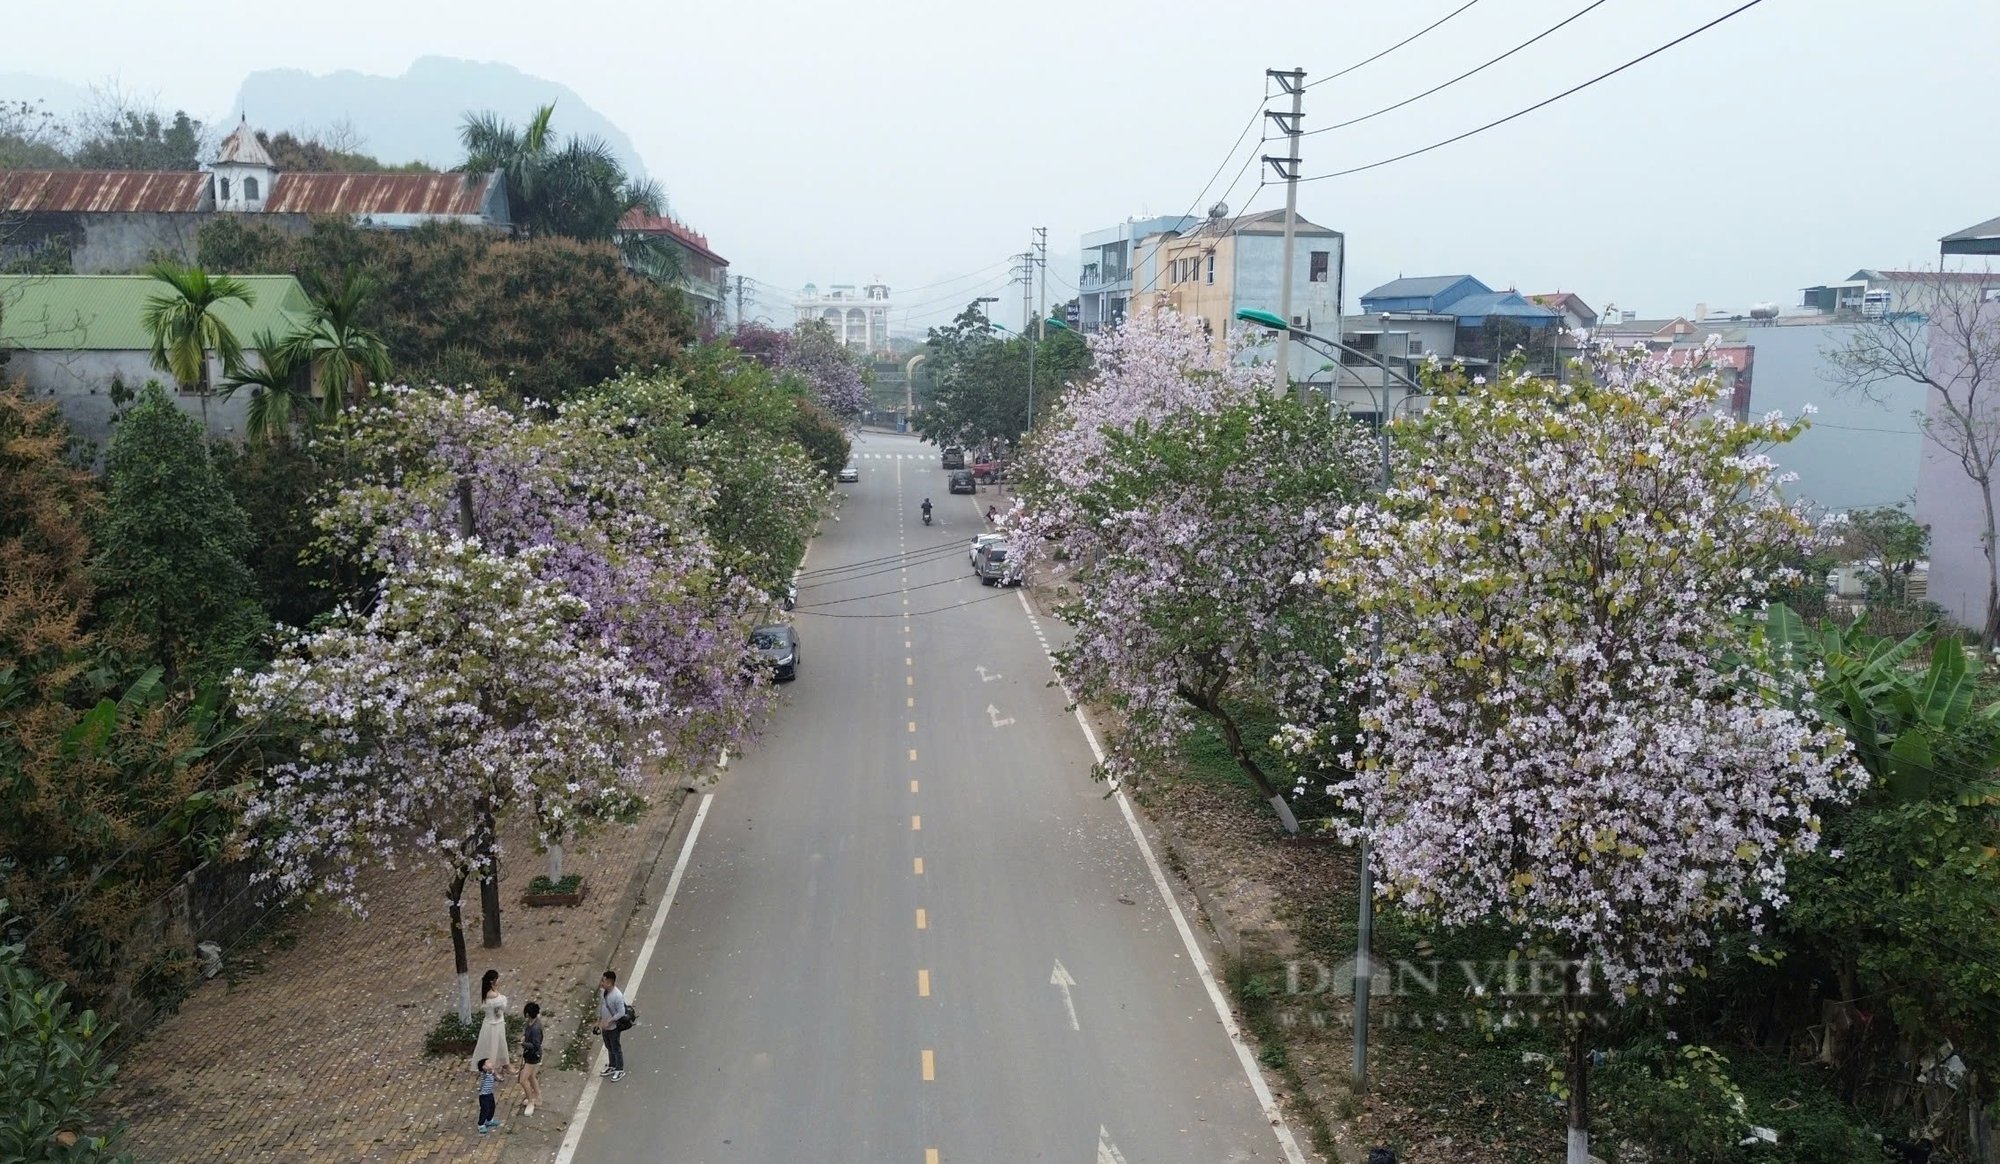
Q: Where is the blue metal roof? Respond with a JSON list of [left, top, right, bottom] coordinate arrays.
[[1448, 291, 1563, 325], [1361, 274, 1482, 301]]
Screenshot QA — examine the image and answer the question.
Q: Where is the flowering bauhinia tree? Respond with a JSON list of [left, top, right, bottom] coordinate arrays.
[[318, 387, 769, 763], [730, 319, 869, 418], [1301, 346, 1867, 1162], [1013, 312, 1362, 830], [237, 534, 663, 1019]]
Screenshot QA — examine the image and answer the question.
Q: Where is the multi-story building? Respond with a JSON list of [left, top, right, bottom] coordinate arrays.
[[1127, 209, 1344, 384], [616, 211, 730, 327], [1076, 214, 1196, 334], [796, 281, 893, 354]]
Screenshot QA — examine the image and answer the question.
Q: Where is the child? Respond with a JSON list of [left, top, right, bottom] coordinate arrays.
[[475, 1057, 503, 1133], [519, 1002, 544, 1116]]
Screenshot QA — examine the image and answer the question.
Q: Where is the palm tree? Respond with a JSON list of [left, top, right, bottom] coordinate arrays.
[[459, 105, 670, 252], [142, 262, 255, 393], [280, 270, 393, 415], [218, 330, 314, 443]]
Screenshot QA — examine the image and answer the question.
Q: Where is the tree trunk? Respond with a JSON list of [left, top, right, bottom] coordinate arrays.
[[1565, 955, 1593, 1164], [1178, 683, 1301, 834], [547, 840, 564, 884], [448, 868, 473, 1023], [478, 801, 502, 949], [1980, 474, 2000, 653]]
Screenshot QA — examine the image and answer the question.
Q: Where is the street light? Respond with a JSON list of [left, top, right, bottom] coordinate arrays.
[[1236, 305, 1427, 1097]]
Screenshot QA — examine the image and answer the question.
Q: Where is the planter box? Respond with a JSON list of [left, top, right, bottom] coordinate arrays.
[[522, 881, 587, 908]]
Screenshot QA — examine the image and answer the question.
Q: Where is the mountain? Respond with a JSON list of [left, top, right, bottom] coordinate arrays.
[[232, 56, 647, 177], [0, 73, 101, 122]]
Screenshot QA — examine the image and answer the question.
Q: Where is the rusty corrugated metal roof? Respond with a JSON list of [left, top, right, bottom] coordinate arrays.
[[618, 209, 727, 266], [0, 170, 210, 214], [264, 171, 496, 217]]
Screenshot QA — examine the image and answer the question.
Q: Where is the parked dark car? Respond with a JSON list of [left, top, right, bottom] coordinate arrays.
[[947, 469, 976, 494], [941, 446, 966, 469], [750, 624, 799, 681]]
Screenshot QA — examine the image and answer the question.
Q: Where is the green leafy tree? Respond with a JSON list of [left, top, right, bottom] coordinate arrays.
[[458, 104, 662, 245], [1837, 504, 1930, 605], [914, 302, 1089, 450], [72, 108, 202, 171], [278, 270, 393, 414], [218, 330, 316, 443], [93, 383, 265, 684], [208, 439, 350, 630], [140, 263, 253, 393], [0, 919, 132, 1164]]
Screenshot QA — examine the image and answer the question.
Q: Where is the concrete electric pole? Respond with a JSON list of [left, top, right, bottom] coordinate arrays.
[[1264, 67, 1306, 403]]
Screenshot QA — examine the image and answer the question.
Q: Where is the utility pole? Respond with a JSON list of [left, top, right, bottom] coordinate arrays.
[[734, 275, 747, 329], [1264, 66, 1306, 403], [1029, 227, 1048, 430]]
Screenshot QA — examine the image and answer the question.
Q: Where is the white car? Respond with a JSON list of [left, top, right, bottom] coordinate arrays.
[[969, 533, 1005, 566], [836, 464, 859, 483]]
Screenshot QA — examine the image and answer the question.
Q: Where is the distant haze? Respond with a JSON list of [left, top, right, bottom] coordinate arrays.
[[234, 56, 648, 179]]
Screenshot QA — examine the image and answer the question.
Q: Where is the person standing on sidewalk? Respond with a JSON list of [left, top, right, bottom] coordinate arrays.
[[518, 1002, 544, 1115], [474, 1058, 504, 1133], [596, 970, 628, 1082], [470, 969, 510, 1073]]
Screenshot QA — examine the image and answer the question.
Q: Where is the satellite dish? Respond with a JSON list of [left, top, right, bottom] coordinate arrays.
[[1207, 201, 1229, 220]]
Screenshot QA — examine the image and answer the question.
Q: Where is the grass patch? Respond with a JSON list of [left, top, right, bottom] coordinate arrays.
[[527, 873, 583, 895]]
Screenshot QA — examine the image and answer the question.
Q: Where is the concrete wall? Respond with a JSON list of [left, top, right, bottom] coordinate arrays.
[[1915, 306, 2000, 632], [10, 348, 251, 455], [1233, 231, 1343, 382], [71, 212, 318, 274], [1720, 322, 1927, 513]]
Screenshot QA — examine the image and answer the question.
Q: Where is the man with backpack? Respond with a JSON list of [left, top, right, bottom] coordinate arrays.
[[596, 969, 632, 1081]]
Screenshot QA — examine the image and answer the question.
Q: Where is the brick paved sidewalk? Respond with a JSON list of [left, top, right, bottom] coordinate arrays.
[[102, 775, 690, 1164]]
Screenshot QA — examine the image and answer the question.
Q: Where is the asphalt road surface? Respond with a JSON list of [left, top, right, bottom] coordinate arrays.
[[560, 428, 1304, 1164]]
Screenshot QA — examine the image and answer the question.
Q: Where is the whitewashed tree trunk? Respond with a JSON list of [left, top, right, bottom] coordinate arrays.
[[547, 841, 565, 884]]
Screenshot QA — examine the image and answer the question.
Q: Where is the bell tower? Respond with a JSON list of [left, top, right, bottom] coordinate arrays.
[[211, 116, 276, 212]]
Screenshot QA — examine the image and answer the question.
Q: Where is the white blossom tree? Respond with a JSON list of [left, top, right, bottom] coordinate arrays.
[[1302, 346, 1867, 1162], [238, 534, 663, 1020]]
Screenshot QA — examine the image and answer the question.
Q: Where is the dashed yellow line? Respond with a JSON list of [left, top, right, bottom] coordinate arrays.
[[918, 968, 930, 996], [908, 748, 917, 762], [915, 908, 927, 929], [907, 676, 914, 687], [907, 696, 914, 707], [910, 779, 919, 793], [913, 856, 924, 874], [911, 814, 921, 831], [921, 1049, 935, 1081], [905, 657, 913, 666], [927, 1150, 940, 1164]]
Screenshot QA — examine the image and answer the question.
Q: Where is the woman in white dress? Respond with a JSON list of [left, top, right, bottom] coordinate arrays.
[[470, 969, 511, 1072]]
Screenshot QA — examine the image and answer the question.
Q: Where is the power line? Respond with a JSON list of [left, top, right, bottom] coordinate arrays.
[[1305, 0, 1490, 89], [1300, 0, 1770, 183], [798, 584, 1027, 619], [1303, 0, 1615, 137]]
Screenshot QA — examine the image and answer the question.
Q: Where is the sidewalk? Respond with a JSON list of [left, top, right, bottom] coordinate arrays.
[[101, 773, 690, 1164]]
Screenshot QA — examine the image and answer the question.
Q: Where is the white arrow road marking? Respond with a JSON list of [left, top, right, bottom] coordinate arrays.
[[1097, 1126, 1130, 1164], [986, 704, 1015, 728], [975, 664, 1002, 683], [1050, 959, 1079, 1030]]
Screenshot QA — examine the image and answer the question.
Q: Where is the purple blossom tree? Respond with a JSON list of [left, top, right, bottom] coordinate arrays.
[[237, 534, 663, 1020], [1302, 345, 1867, 1162], [730, 319, 869, 419], [1018, 382, 1373, 832]]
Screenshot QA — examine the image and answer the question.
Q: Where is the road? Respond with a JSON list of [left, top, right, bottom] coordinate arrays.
[[560, 428, 1303, 1164]]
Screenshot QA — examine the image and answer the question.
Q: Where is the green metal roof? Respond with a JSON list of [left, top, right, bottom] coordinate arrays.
[[0, 274, 312, 351]]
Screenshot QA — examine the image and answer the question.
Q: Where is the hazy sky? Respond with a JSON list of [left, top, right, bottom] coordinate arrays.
[[11, 0, 1996, 335]]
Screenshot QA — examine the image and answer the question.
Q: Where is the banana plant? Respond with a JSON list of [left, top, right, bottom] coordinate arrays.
[[1747, 604, 2000, 803]]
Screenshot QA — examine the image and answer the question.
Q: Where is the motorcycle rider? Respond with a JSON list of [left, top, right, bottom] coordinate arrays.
[[920, 497, 933, 524]]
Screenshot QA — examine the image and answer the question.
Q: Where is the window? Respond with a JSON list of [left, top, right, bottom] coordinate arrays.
[[1309, 251, 1329, 282], [1205, 252, 1215, 285], [218, 177, 231, 200], [244, 176, 260, 201]]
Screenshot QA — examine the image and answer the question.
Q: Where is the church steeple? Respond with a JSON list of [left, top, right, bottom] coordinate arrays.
[[211, 116, 276, 212]]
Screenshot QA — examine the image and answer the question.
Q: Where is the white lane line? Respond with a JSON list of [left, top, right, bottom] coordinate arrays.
[[1017, 588, 1308, 1164], [554, 793, 715, 1164]]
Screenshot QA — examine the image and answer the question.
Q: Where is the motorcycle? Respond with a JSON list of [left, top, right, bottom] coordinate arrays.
[[922, 510, 933, 526], [780, 584, 797, 611]]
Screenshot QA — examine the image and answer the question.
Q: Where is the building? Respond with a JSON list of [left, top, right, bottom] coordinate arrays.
[[796, 281, 893, 355], [1942, 214, 2000, 258], [0, 117, 510, 274], [1076, 214, 1197, 334], [0, 273, 314, 448], [1128, 209, 1344, 384], [1528, 292, 1599, 332], [617, 210, 730, 327]]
